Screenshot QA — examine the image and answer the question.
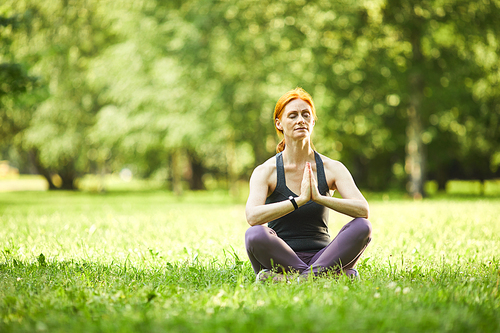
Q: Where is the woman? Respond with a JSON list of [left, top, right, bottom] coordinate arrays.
[[245, 87, 372, 281]]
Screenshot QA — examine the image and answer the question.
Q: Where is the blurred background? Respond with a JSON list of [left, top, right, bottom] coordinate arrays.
[[0, 0, 499, 197]]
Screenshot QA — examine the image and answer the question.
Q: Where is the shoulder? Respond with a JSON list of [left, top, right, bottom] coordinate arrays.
[[251, 155, 276, 180], [316, 152, 348, 173], [315, 152, 352, 188], [249, 155, 277, 196]]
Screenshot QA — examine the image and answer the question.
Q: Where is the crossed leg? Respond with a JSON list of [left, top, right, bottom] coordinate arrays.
[[245, 218, 372, 276], [303, 218, 372, 277], [245, 225, 309, 274]]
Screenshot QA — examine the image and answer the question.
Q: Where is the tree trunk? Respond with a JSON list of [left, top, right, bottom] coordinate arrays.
[[170, 149, 183, 196], [29, 150, 78, 190], [436, 173, 447, 191], [187, 149, 206, 190], [29, 150, 57, 190], [405, 102, 425, 199], [405, 32, 426, 199], [59, 165, 77, 190]]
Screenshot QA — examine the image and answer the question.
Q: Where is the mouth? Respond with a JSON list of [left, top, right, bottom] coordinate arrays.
[[295, 127, 307, 131]]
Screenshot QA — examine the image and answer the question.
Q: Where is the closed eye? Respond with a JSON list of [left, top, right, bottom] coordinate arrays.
[[287, 110, 311, 119]]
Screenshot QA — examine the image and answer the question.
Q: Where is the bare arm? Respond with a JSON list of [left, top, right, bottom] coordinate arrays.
[[310, 160, 369, 218], [245, 163, 311, 226], [246, 157, 368, 226]]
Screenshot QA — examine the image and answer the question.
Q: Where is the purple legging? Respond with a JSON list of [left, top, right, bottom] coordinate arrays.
[[245, 218, 372, 277]]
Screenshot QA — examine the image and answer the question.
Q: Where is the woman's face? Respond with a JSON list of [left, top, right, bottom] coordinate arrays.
[[275, 98, 315, 139]]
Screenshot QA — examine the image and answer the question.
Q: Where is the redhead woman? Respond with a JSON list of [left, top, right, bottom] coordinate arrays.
[[245, 87, 372, 281]]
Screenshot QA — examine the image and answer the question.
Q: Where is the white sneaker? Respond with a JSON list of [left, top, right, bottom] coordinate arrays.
[[255, 269, 287, 283], [344, 268, 360, 279]]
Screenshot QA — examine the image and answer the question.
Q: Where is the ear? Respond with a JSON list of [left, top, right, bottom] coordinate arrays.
[[275, 118, 283, 131]]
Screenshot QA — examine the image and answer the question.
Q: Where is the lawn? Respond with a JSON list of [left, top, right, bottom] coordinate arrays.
[[1, 191, 499, 332]]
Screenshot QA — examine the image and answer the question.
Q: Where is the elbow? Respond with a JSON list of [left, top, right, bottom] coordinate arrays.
[[354, 209, 369, 219], [245, 211, 259, 226], [354, 201, 369, 219], [246, 218, 257, 226], [246, 209, 269, 226], [362, 204, 370, 219]]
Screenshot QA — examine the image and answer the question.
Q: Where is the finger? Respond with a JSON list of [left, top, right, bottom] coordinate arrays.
[[306, 163, 315, 183], [310, 170, 317, 185], [303, 162, 311, 177], [301, 163, 311, 198], [309, 167, 317, 188]]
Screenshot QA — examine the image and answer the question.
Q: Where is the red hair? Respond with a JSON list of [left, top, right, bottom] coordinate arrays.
[[273, 87, 317, 153]]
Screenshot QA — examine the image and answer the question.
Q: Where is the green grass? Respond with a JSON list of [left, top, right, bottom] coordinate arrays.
[[1, 191, 499, 332]]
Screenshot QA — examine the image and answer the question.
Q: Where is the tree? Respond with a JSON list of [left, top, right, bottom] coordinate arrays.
[[86, 1, 228, 191], [114, 0, 500, 193], [313, 0, 500, 196], [2, 0, 498, 194], [2, 0, 117, 189], [378, 0, 500, 196], [0, 12, 37, 171]]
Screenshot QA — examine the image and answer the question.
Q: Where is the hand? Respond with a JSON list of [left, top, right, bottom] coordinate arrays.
[[298, 162, 312, 205], [309, 166, 322, 202]]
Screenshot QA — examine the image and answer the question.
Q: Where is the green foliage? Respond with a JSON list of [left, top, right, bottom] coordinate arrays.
[[1, 0, 499, 192], [0, 10, 38, 149], [0, 0, 119, 188], [375, 0, 500, 188], [0, 191, 499, 332]]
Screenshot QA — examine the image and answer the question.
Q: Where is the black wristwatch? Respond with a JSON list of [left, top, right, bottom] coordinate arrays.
[[289, 196, 298, 210]]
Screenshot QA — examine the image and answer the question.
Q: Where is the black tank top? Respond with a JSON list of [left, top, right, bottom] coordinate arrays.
[[266, 151, 331, 252]]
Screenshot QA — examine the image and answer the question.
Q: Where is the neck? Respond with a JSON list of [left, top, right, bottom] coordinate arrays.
[[282, 139, 314, 165]]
